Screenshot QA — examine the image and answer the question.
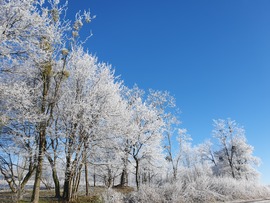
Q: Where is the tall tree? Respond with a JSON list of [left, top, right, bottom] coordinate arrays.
[[0, 1, 91, 202], [125, 88, 166, 190], [57, 46, 127, 201]]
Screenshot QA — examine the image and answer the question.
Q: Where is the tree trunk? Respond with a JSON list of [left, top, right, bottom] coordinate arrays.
[[93, 166, 96, 187], [85, 161, 89, 195], [46, 155, 60, 198], [63, 143, 84, 202], [108, 177, 113, 188], [31, 65, 51, 203], [135, 159, 140, 190], [63, 165, 83, 202], [72, 167, 82, 200], [229, 161, 235, 179], [173, 166, 177, 180], [148, 172, 151, 185], [83, 141, 89, 195], [120, 149, 129, 187], [120, 168, 128, 187], [31, 128, 46, 203], [63, 172, 73, 202], [224, 144, 235, 179], [142, 172, 147, 184], [62, 154, 71, 200], [63, 133, 75, 201], [20, 166, 35, 191], [52, 166, 61, 198], [106, 167, 113, 188], [16, 187, 24, 201]]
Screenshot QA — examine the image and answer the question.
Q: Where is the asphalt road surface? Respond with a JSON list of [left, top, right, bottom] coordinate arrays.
[[230, 200, 270, 203]]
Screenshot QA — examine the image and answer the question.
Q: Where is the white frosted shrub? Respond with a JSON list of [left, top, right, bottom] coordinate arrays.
[[182, 176, 227, 202], [136, 185, 163, 203], [162, 181, 184, 203], [102, 188, 124, 203], [124, 185, 164, 203], [124, 177, 270, 203], [195, 176, 270, 201]]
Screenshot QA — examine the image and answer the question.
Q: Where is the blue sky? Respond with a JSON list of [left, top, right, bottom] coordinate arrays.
[[67, 0, 270, 184]]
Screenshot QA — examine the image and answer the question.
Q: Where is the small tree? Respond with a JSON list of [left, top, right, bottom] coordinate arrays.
[[212, 119, 260, 180]]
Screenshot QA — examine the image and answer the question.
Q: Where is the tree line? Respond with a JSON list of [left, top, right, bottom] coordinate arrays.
[[0, 0, 261, 202]]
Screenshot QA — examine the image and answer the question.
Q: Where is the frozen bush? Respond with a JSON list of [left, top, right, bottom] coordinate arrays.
[[125, 175, 270, 203], [102, 188, 124, 203], [129, 185, 163, 203]]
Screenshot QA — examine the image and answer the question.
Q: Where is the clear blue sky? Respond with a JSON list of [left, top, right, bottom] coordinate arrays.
[[67, 0, 270, 184]]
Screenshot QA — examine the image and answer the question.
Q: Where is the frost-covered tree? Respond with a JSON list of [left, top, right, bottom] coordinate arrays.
[[54, 46, 128, 200], [0, 123, 36, 200], [177, 129, 194, 168], [116, 86, 144, 187], [0, 0, 93, 202], [167, 128, 196, 180], [0, 0, 67, 202], [197, 140, 217, 167], [144, 90, 180, 181], [124, 88, 166, 190], [212, 119, 260, 180]]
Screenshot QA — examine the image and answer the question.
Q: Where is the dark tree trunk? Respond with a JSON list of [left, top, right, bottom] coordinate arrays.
[[31, 65, 51, 203], [63, 133, 75, 201], [31, 128, 46, 203], [20, 166, 35, 191], [135, 159, 140, 190], [85, 161, 89, 195], [46, 155, 60, 198], [83, 141, 89, 195], [52, 166, 61, 198], [105, 167, 113, 188], [120, 168, 128, 187], [120, 148, 129, 187], [93, 166, 96, 187], [63, 139, 84, 202], [62, 154, 71, 200], [230, 161, 235, 179], [173, 166, 177, 180]]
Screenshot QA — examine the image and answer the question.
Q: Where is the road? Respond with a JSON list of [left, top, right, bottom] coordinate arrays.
[[227, 200, 270, 203]]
